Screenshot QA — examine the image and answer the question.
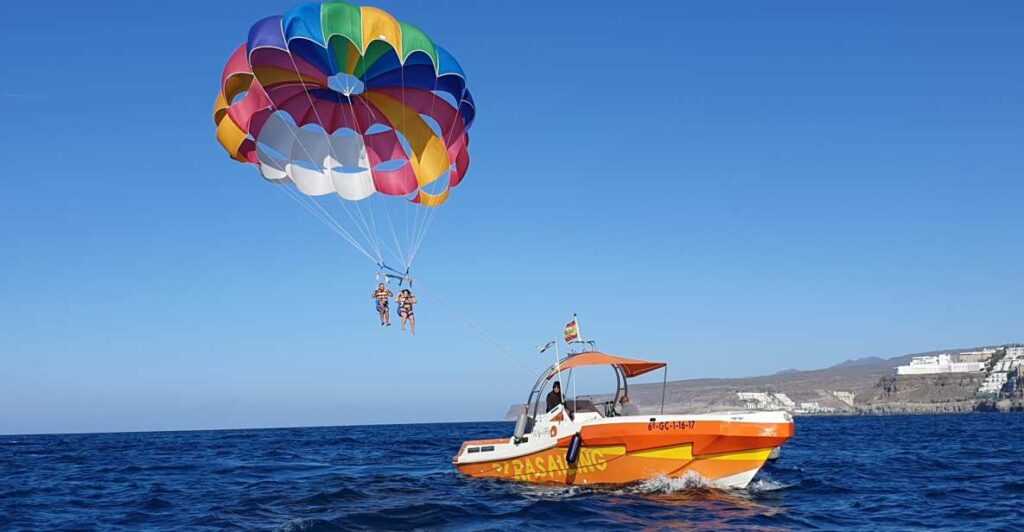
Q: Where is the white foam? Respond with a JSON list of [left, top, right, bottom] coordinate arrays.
[[510, 471, 787, 499], [515, 483, 584, 500], [744, 474, 789, 493], [627, 473, 715, 494]]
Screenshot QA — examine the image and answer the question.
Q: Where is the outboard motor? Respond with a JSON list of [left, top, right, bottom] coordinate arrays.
[[513, 413, 529, 444], [566, 433, 583, 465]]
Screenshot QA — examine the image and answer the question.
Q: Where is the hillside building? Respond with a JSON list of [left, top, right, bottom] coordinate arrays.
[[737, 392, 796, 411], [959, 348, 998, 363], [773, 393, 796, 408], [895, 354, 985, 375], [978, 372, 1009, 395], [832, 391, 856, 407], [797, 402, 836, 414]]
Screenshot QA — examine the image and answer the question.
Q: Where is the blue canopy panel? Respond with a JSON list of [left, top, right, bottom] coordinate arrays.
[[283, 4, 334, 75], [435, 75, 466, 103], [247, 16, 287, 53], [363, 48, 402, 80], [283, 3, 325, 45], [288, 39, 334, 76], [436, 47, 464, 78], [459, 90, 475, 128]]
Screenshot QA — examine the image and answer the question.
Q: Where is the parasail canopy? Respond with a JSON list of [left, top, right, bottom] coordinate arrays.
[[547, 352, 667, 379], [212, 1, 474, 275]]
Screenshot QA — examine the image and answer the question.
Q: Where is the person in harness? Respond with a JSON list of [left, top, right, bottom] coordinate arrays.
[[371, 283, 393, 326], [396, 289, 417, 335]]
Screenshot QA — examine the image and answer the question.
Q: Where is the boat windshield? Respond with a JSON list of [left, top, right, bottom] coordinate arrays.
[[524, 350, 669, 422], [562, 397, 599, 414]]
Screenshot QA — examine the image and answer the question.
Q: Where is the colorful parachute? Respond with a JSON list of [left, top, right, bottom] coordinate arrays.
[[213, 2, 474, 277]]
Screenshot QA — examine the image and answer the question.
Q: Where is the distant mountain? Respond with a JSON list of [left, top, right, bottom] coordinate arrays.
[[829, 356, 886, 369]]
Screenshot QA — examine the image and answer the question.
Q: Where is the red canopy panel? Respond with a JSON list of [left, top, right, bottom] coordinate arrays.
[[547, 352, 666, 379]]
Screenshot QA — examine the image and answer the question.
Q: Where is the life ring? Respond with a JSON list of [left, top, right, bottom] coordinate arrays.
[[549, 426, 557, 438]]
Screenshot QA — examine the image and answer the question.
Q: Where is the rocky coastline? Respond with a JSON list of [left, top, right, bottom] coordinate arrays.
[[504, 345, 1024, 419]]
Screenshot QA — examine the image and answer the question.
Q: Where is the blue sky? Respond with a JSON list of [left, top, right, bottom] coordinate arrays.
[[1, 1, 1021, 434]]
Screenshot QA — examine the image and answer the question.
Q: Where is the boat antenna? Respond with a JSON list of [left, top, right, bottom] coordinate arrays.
[[534, 339, 564, 405], [574, 313, 585, 346], [573, 365, 578, 413], [660, 366, 668, 415], [555, 340, 564, 405]]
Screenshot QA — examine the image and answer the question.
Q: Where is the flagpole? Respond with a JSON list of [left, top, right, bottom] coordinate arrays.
[[554, 340, 563, 404], [574, 313, 585, 345]]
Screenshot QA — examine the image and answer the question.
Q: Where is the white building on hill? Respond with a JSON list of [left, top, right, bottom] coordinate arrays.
[[896, 354, 985, 375], [833, 391, 856, 407], [978, 372, 1009, 395], [773, 393, 796, 408], [959, 348, 998, 363], [797, 402, 836, 414], [994, 346, 1024, 372], [736, 392, 796, 411]]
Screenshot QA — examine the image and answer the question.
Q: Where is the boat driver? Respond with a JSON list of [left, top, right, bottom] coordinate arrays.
[[546, 381, 564, 412]]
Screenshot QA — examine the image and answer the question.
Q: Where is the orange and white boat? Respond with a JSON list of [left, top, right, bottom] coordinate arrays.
[[454, 350, 794, 488]]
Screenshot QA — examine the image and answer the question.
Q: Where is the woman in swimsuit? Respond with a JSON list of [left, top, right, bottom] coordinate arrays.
[[397, 289, 417, 335]]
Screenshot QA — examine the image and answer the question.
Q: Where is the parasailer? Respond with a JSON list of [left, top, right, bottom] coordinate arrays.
[[212, 1, 475, 313], [397, 289, 417, 334], [371, 283, 393, 326]]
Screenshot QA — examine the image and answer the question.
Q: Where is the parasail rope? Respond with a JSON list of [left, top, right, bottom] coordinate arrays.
[[350, 196, 385, 262], [406, 79, 468, 266], [399, 56, 417, 272], [389, 49, 418, 274], [284, 50, 386, 266], [273, 184, 378, 263], [357, 46, 413, 273], [252, 70, 385, 266], [405, 71, 443, 267], [376, 193, 409, 270], [407, 191, 429, 265], [415, 281, 535, 376], [407, 202, 441, 266], [310, 195, 382, 263], [327, 192, 383, 264], [252, 77, 381, 264]]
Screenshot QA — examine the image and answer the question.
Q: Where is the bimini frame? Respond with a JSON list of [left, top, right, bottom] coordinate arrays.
[[523, 351, 669, 422]]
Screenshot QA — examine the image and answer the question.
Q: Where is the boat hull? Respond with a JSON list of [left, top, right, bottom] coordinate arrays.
[[455, 444, 776, 488], [454, 412, 793, 488]]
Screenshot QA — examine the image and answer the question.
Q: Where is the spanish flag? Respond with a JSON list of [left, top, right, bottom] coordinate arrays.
[[564, 320, 579, 342]]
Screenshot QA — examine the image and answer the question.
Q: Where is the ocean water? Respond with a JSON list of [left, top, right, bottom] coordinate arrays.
[[2, 414, 1023, 531]]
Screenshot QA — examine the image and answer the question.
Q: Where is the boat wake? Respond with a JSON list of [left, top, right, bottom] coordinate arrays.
[[745, 475, 790, 493], [512, 470, 791, 501], [628, 472, 715, 494]]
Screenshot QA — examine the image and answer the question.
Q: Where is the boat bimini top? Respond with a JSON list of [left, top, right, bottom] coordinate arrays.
[[517, 351, 668, 441]]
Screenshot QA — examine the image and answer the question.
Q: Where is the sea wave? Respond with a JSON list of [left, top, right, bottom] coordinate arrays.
[[2, 414, 1024, 530]]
